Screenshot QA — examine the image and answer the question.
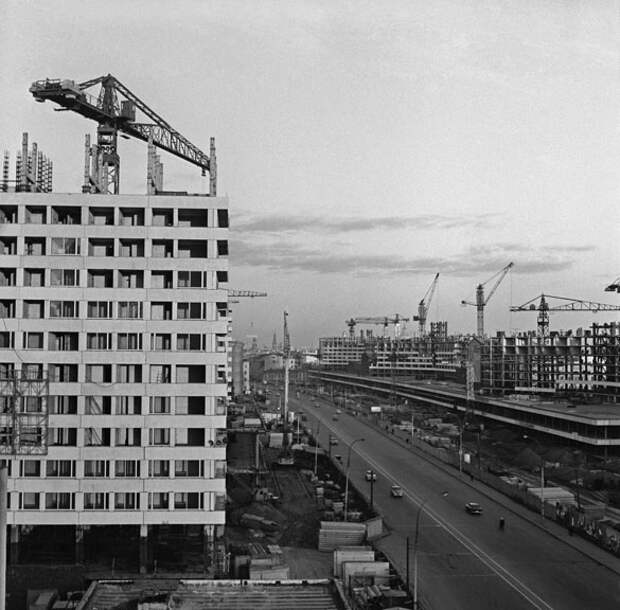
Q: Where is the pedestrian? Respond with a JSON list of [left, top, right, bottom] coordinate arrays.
[[470, 473, 474, 483], [499, 517, 505, 531]]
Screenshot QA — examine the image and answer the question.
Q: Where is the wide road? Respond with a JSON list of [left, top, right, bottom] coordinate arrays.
[[292, 395, 620, 610]]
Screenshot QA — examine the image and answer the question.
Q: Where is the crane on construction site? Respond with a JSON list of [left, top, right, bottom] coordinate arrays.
[[346, 314, 410, 339], [29, 75, 215, 195], [277, 311, 294, 466], [413, 273, 439, 335], [605, 277, 620, 293], [228, 290, 268, 304], [510, 294, 620, 338], [461, 262, 514, 337]]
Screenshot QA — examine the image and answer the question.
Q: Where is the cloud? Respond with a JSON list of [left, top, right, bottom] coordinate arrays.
[[231, 239, 588, 277], [232, 212, 497, 234]]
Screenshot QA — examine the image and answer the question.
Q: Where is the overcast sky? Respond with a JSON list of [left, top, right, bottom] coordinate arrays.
[[1, 1, 618, 347]]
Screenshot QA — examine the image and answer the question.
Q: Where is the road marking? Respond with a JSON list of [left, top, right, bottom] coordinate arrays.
[[307, 405, 554, 610]]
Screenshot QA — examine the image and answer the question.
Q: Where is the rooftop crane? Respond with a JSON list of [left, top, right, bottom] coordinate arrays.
[[510, 293, 620, 338], [228, 289, 268, 304], [605, 277, 620, 293], [29, 75, 215, 195], [346, 314, 410, 338], [462, 262, 514, 338], [413, 273, 439, 335]]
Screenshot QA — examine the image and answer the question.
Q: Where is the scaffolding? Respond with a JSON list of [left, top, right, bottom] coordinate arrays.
[[1, 133, 53, 193]]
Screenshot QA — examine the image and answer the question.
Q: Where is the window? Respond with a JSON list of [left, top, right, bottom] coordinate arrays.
[[49, 428, 77, 446], [214, 460, 227, 478], [22, 363, 43, 379], [151, 333, 171, 351], [23, 332, 43, 349], [50, 237, 79, 255], [50, 269, 79, 287], [84, 493, 108, 510], [46, 492, 73, 510], [116, 364, 142, 383], [178, 209, 207, 227], [85, 396, 111, 415], [177, 302, 203, 320], [118, 301, 142, 318], [217, 209, 229, 228], [25, 237, 45, 255], [175, 428, 204, 446], [152, 208, 173, 226], [87, 301, 113, 318], [0, 268, 16, 287], [117, 333, 142, 350], [84, 460, 109, 477], [0, 300, 15, 318], [152, 239, 173, 257], [115, 492, 139, 510], [88, 238, 114, 257], [176, 365, 205, 384], [216, 302, 228, 319], [115, 460, 140, 477], [23, 395, 44, 412], [49, 396, 77, 414], [119, 239, 144, 257], [46, 460, 74, 477], [22, 460, 41, 477], [150, 365, 171, 383], [49, 301, 79, 318], [48, 364, 78, 382], [0, 332, 13, 349], [150, 396, 170, 414], [25, 206, 46, 224], [149, 428, 170, 446], [216, 270, 228, 286], [22, 492, 39, 509], [217, 240, 228, 257], [174, 492, 200, 510], [118, 271, 143, 289], [177, 271, 204, 288], [215, 397, 227, 415], [87, 333, 112, 350], [150, 270, 173, 289], [174, 460, 201, 477], [216, 333, 227, 352], [151, 302, 172, 320], [22, 268, 42, 287], [116, 396, 141, 415], [23, 300, 44, 319], [176, 396, 205, 416], [88, 207, 113, 225], [119, 208, 144, 226], [48, 332, 78, 351], [149, 460, 170, 477], [85, 364, 112, 383], [177, 334, 203, 351], [51, 206, 80, 224], [0, 363, 15, 379], [0, 237, 16, 255], [84, 428, 111, 447], [149, 492, 169, 509], [177, 239, 207, 258], [116, 429, 140, 449], [87, 269, 113, 288], [0, 206, 17, 224], [217, 365, 227, 383]]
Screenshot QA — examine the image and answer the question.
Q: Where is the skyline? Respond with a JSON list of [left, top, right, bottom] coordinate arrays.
[[1, 1, 618, 346]]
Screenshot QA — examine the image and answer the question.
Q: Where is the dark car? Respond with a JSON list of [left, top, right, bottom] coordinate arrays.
[[465, 502, 483, 515]]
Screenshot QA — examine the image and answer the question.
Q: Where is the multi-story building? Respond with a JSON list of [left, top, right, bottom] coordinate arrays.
[[0, 191, 229, 571]]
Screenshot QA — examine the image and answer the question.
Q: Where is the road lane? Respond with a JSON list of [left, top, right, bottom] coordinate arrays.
[[294, 396, 620, 610]]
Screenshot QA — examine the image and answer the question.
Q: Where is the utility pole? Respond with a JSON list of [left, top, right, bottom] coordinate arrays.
[[369, 471, 375, 511], [0, 461, 7, 610]]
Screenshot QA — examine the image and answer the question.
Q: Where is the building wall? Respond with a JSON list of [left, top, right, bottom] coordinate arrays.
[[0, 192, 229, 526]]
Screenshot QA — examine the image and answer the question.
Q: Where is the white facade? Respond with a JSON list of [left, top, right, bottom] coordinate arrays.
[[0, 192, 229, 527]]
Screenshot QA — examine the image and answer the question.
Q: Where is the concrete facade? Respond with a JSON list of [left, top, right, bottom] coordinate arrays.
[[0, 192, 228, 531]]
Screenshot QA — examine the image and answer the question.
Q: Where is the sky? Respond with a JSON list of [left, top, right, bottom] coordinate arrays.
[[1, 0, 619, 347]]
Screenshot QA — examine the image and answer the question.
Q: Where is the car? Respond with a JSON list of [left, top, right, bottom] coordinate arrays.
[[332, 415, 339, 421], [365, 470, 377, 481], [390, 484, 404, 498], [329, 437, 338, 446], [334, 454, 342, 462], [336, 409, 342, 414], [465, 502, 483, 515]]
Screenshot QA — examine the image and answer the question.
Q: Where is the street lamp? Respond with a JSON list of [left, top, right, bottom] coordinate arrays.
[[313, 421, 321, 476], [368, 470, 375, 512], [344, 437, 365, 521], [523, 435, 545, 521]]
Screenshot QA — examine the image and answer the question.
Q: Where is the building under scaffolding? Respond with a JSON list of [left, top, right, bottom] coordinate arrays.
[[481, 322, 620, 403]]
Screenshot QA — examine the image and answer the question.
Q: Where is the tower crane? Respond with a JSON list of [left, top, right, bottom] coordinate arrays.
[[462, 262, 514, 337], [29, 75, 215, 195], [510, 294, 620, 338], [346, 314, 410, 338], [413, 273, 439, 335], [227, 290, 268, 304], [605, 277, 620, 293]]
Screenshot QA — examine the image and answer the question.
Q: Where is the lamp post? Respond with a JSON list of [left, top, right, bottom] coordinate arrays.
[[368, 470, 375, 512], [344, 437, 365, 521], [524, 435, 545, 521], [313, 421, 321, 476]]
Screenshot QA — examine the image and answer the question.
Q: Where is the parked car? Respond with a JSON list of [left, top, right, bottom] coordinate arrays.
[[390, 484, 404, 498], [365, 470, 377, 481], [332, 415, 339, 421], [330, 437, 339, 446], [465, 502, 483, 515]]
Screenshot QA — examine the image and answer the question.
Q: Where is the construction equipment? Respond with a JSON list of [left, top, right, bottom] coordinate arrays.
[[277, 311, 294, 466], [29, 75, 215, 195], [605, 277, 620, 293], [462, 262, 514, 337], [346, 314, 410, 338], [413, 273, 439, 335], [510, 294, 620, 338], [228, 290, 268, 304]]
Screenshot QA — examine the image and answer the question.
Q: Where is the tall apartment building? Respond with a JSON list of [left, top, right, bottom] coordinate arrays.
[[0, 191, 229, 571]]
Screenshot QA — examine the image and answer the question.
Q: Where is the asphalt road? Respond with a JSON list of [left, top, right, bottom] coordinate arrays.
[[293, 395, 620, 610]]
